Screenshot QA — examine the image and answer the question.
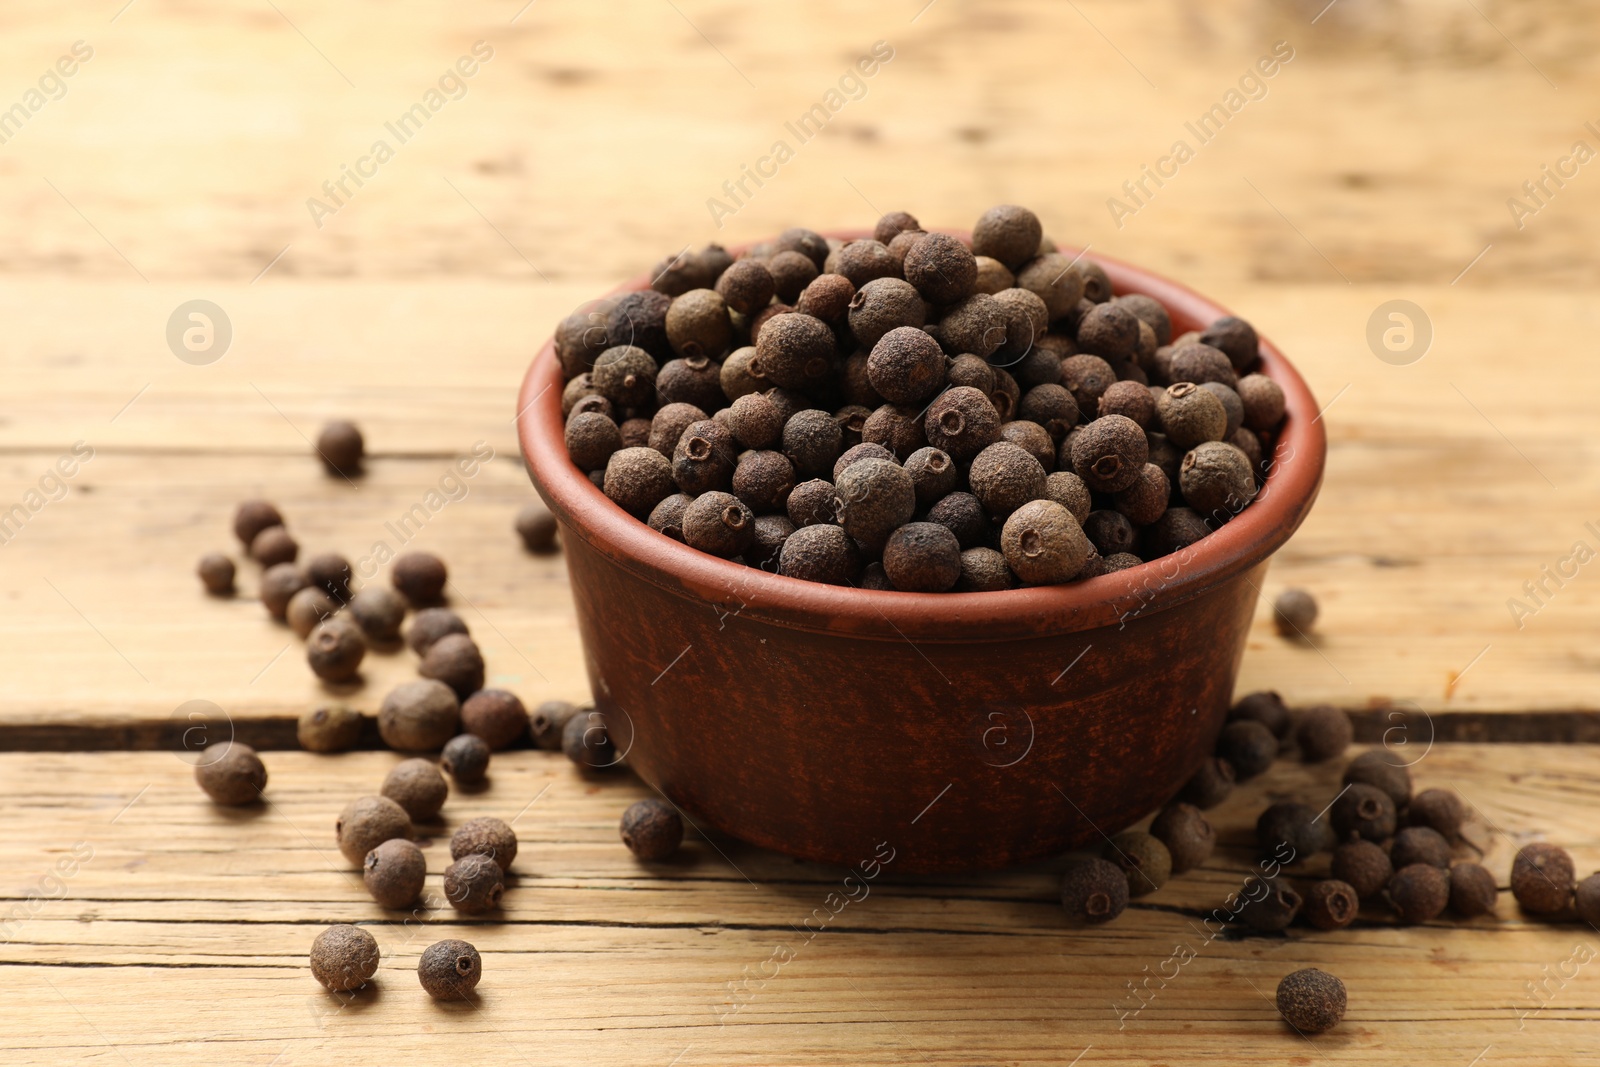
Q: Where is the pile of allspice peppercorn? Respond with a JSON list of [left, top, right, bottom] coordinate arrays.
[[556, 205, 1286, 590]]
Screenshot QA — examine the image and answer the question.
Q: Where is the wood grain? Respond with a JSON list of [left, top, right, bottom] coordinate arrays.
[[2, 745, 1597, 1066]]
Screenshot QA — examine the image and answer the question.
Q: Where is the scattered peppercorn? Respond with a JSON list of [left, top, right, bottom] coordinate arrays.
[[1148, 803, 1215, 874], [1275, 968, 1345, 1035], [316, 420, 364, 477], [336, 795, 413, 866], [405, 606, 469, 657], [530, 700, 578, 750], [307, 618, 367, 683], [441, 733, 491, 784], [194, 741, 267, 806], [392, 552, 448, 606], [1060, 856, 1129, 925], [233, 499, 284, 547], [250, 525, 299, 567], [348, 586, 407, 643], [1238, 875, 1302, 931], [1331, 837, 1393, 899], [444, 853, 504, 914], [1408, 788, 1466, 842], [1179, 756, 1236, 809], [1389, 863, 1450, 923], [1217, 720, 1277, 781], [1273, 587, 1318, 637], [419, 633, 485, 699], [363, 837, 426, 909], [1450, 862, 1499, 918], [1511, 842, 1575, 915], [1229, 690, 1290, 737], [377, 679, 461, 752], [1296, 705, 1353, 763], [1304, 879, 1359, 930], [1391, 826, 1451, 870], [1331, 783, 1397, 842], [515, 502, 559, 553], [1342, 749, 1413, 808], [381, 757, 449, 821], [452, 816, 519, 872], [197, 552, 236, 596], [1102, 831, 1171, 898], [305, 552, 353, 601], [1574, 872, 1600, 927], [620, 798, 684, 860], [562, 708, 619, 769], [419, 939, 481, 1001], [1255, 801, 1333, 860], [310, 924, 380, 993], [298, 705, 364, 753], [459, 689, 528, 751]]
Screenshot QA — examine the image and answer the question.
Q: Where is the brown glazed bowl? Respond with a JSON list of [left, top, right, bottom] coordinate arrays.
[[518, 235, 1325, 873]]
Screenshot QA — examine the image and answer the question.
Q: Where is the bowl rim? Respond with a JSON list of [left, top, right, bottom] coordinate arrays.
[[517, 232, 1326, 642]]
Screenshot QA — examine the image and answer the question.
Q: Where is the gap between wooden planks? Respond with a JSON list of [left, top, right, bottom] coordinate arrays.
[[1, 745, 1597, 1066]]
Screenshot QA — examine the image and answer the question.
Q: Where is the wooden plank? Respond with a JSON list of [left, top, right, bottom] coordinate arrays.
[[2, 745, 1596, 1065]]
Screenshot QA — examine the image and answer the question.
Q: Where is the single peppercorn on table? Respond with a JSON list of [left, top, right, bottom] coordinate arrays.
[[5, 0, 1600, 1063]]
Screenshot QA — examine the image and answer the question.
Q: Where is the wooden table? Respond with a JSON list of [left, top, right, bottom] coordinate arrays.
[[4, 1, 1598, 1063]]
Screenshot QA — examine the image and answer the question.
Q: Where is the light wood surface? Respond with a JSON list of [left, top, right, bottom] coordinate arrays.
[[3, 0, 1599, 1062], [4, 745, 1596, 1066]]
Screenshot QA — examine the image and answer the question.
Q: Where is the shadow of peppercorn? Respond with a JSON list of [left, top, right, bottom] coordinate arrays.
[[313, 979, 384, 1013]]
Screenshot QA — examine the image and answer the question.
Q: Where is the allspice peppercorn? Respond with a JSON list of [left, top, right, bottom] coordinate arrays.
[[336, 795, 413, 866], [882, 522, 962, 593], [1408, 788, 1466, 842], [451, 816, 519, 872], [348, 586, 407, 643], [460, 689, 529, 751], [1330, 783, 1397, 842], [250, 525, 299, 567], [848, 278, 926, 350], [1042, 471, 1091, 525], [715, 258, 776, 315], [1511, 842, 1575, 915], [1255, 801, 1333, 860], [782, 409, 844, 478], [1200, 381, 1244, 438], [1273, 587, 1318, 637], [903, 231, 977, 303], [1156, 382, 1227, 449], [1217, 720, 1277, 781], [1076, 303, 1141, 360], [1149, 803, 1215, 874], [1199, 315, 1260, 371], [924, 387, 1001, 462], [998, 419, 1056, 472], [1303, 880, 1359, 930], [1238, 876, 1302, 931], [1229, 691, 1290, 737], [516, 502, 559, 554], [1331, 837, 1393, 899], [1001, 500, 1091, 585], [307, 618, 366, 683], [972, 205, 1042, 269], [1389, 863, 1450, 923], [1179, 441, 1255, 518], [1143, 506, 1212, 558], [1102, 831, 1171, 897], [1343, 749, 1413, 808], [604, 290, 673, 360], [194, 741, 267, 806], [748, 514, 795, 570], [1167, 343, 1238, 390], [377, 679, 461, 752], [1179, 756, 1236, 809], [419, 633, 485, 699], [306, 552, 353, 601], [1574, 873, 1600, 926], [418, 939, 482, 1001], [994, 289, 1051, 363], [197, 552, 236, 596], [441, 732, 491, 784], [592, 345, 659, 409], [787, 479, 842, 528], [863, 402, 929, 459], [1015, 254, 1086, 320], [936, 293, 1008, 360], [1238, 373, 1286, 431], [754, 312, 835, 390], [1059, 355, 1117, 422], [836, 458, 916, 546], [683, 491, 756, 558], [363, 838, 427, 909], [405, 606, 469, 657], [1097, 379, 1155, 428], [797, 272, 855, 324], [1450, 862, 1499, 918], [605, 446, 676, 517], [298, 705, 364, 753], [316, 420, 364, 477], [727, 393, 784, 450], [530, 700, 578, 750], [904, 448, 959, 508], [969, 442, 1047, 518], [779, 524, 861, 586], [1276, 968, 1345, 1035], [392, 551, 448, 606], [1295, 705, 1353, 763], [672, 419, 737, 496], [955, 547, 1015, 591], [310, 924, 380, 993], [233, 499, 284, 547], [664, 288, 731, 358], [1115, 293, 1173, 347], [834, 238, 900, 288], [564, 411, 623, 472], [562, 708, 619, 769], [1082, 510, 1136, 558], [926, 491, 990, 550], [443, 853, 504, 914], [621, 798, 684, 861], [867, 327, 946, 405], [973, 256, 1014, 295], [1069, 415, 1148, 494], [1060, 856, 1129, 925], [381, 757, 449, 821], [1392, 826, 1451, 870]]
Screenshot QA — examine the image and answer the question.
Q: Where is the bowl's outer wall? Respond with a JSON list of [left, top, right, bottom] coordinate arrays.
[[521, 235, 1325, 872]]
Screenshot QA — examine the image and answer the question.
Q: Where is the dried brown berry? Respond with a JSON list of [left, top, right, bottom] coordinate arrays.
[[458, 689, 527, 751], [863, 402, 928, 459], [1077, 260, 1113, 303], [778, 523, 861, 585], [444, 853, 504, 914], [1217, 720, 1276, 781], [1076, 302, 1141, 359], [866, 327, 944, 406], [904, 447, 958, 508], [970, 442, 1047, 518], [998, 420, 1055, 472], [1156, 382, 1227, 449], [1037, 472, 1089, 526], [363, 838, 426, 909], [1199, 316, 1259, 371], [873, 210, 922, 245], [1238, 373, 1286, 431], [307, 618, 366, 683], [834, 239, 899, 288], [441, 732, 491, 784], [621, 798, 684, 861], [972, 256, 1014, 295], [1408, 788, 1466, 842], [665, 288, 732, 357], [1060, 856, 1129, 924], [923, 387, 1000, 462], [716, 258, 776, 315], [591, 345, 659, 408], [1015, 254, 1086, 320], [1018, 383, 1078, 443], [564, 411, 622, 472], [1069, 415, 1147, 494], [1296, 705, 1352, 763], [1276, 968, 1345, 1034], [726, 393, 783, 450], [1342, 749, 1412, 808], [1255, 801, 1333, 860], [1082, 510, 1135, 558], [1331, 837, 1393, 898], [936, 293, 1008, 359], [418, 938, 481, 1001], [1059, 354, 1117, 422], [1238, 875, 1302, 931], [194, 741, 267, 806], [670, 420, 736, 496], [846, 278, 923, 352], [973, 205, 1043, 269], [1149, 803, 1215, 874], [198, 552, 236, 596], [1001, 500, 1091, 585], [605, 446, 676, 517], [298, 705, 363, 753], [1389, 863, 1450, 923], [955, 547, 1015, 591], [604, 290, 673, 360], [451, 816, 519, 872], [797, 272, 855, 324], [719, 346, 767, 401], [562, 707, 619, 769], [317, 420, 364, 476], [250, 525, 299, 567], [516, 502, 559, 553], [1108, 463, 1167, 527], [1102, 831, 1171, 897], [1274, 587, 1318, 637], [1179, 756, 1236, 809], [904, 231, 977, 303], [530, 700, 578, 750], [882, 522, 962, 592], [993, 288, 1051, 363], [748, 514, 794, 570], [756, 313, 835, 390], [786, 479, 842, 528], [233, 499, 284, 546], [1304, 880, 1359, 930], [782, 409, 844, 478], [835, 457, 916, 546], [1391, 826, 1450, 869], [1096, 379, 1155, 428], [1511, 842, 1575, 915], [1180, 440, 1255, 518], [1331, 783, 1397, 842], [378, 679, 461, 752], [1143, 506, 1212, 558], [405, 606, 468, 657], [348, 586, 406, 643], [1450, 862, 1499, 918], [420, 633, 485, 699], [1229, 691, 1290, 737], [926, 492, 990, 549], [286, 586, 339, 639], [1114, 293, 1172, 347], [306, 552, 353, 600], [1200, 382, 1244, 438], [336, 795, 413, 866], [392, 552, 447, 605], [310, 924, 379, 992], [1167, 342, 1237, 389], [683, 491, 755, 558]]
